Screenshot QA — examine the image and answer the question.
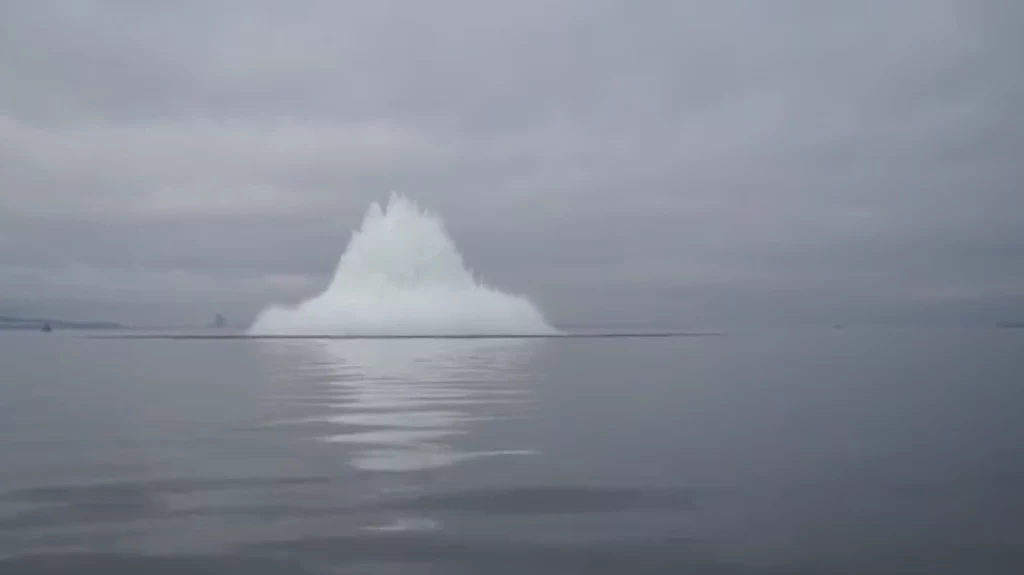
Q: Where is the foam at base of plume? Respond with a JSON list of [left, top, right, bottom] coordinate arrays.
[[249, 193, 557, 336]]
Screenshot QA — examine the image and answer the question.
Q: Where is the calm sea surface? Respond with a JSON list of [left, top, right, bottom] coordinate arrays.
[[0, 329, 1022, 574]]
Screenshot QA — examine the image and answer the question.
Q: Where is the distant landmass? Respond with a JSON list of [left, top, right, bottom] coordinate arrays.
[[996, 322, 1024, 329], [0, 315, 123, 331]]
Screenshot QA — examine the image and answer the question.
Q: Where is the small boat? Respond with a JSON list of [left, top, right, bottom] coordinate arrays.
[[41, 323, 52, 333]]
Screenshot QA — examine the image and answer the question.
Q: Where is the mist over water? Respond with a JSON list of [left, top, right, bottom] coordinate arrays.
[[249, 193, 557, 336]]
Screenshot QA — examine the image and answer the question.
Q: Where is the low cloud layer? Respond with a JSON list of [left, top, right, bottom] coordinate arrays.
[[2, 1, 1022, 327]]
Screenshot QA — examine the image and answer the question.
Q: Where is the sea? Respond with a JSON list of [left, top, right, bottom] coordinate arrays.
[[0, 328, 1022, 574]]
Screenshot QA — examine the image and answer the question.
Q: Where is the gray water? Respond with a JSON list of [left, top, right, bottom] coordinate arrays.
[[0, 329, 1022, 574]]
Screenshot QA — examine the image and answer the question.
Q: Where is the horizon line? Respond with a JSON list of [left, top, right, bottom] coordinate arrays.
[[84, 332, 726, 341]]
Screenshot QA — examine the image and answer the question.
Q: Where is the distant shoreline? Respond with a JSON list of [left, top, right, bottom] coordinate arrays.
[[0, 315, 123, 331], [86, 332, 725, 341]]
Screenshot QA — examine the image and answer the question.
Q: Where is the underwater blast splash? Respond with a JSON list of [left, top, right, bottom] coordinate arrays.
[[248, 193, 558, 336]]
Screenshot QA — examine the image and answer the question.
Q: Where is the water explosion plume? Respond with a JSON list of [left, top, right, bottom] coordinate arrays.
[[248, 193, 558, 336]]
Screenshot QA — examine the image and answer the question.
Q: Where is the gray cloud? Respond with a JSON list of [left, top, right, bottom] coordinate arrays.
[[1, 0, 1022, 327]]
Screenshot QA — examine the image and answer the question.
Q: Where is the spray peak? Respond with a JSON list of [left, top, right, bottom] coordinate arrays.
[[249, 194, 556, 336]]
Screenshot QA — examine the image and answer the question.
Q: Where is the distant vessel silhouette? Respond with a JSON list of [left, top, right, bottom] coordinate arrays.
[[41, 323, 52, 333]]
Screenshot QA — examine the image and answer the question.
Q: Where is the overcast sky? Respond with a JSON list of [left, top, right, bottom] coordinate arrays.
[[1, 0, 1021, 327]]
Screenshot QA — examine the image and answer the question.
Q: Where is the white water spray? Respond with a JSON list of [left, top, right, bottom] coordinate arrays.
[[248, 193, 558, 336]]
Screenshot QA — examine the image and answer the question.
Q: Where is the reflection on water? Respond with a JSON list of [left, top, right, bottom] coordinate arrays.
[[259, 338, 540, 473]]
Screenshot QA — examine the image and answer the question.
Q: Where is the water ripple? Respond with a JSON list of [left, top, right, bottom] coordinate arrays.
[[260, 338, 540, 473]]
